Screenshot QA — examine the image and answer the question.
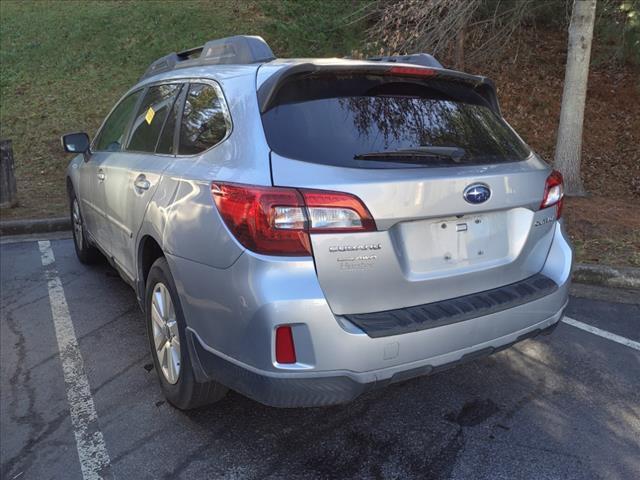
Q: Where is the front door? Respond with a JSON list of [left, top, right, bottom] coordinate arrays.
[[76, 152, 103, 244], [86, 89, 144, 254]]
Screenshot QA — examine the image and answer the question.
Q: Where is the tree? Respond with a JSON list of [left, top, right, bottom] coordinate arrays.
[[366, 0, 546, 68], [554, 0, 597, 195]]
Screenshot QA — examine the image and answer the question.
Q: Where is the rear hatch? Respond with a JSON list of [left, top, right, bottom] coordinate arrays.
[[259, 63, 557, 315]]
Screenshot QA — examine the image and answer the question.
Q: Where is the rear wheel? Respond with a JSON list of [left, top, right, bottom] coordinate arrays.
[[145, 257, 228, 409], [69, 188, 100, 264]]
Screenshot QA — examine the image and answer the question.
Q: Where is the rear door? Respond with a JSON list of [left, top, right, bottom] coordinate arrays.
[[100, 82, 184, 279], [262, 69, 557, 315]]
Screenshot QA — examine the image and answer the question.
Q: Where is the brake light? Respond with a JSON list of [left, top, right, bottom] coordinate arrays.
[[211, 182, 376, 256], [540, 170, 564, 219], [275, 326, 296, 364], [388, 66, 437, 77]]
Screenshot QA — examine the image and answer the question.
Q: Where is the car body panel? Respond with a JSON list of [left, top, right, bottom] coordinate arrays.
[[76, 152, 111, 252], [101, 151, 170, 279]]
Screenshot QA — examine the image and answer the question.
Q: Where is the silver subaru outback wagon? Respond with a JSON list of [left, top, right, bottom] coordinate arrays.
[[62, 35, 572, 409]]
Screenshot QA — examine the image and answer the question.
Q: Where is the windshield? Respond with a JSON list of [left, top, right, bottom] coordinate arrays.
[[261, 74, 530, 168]]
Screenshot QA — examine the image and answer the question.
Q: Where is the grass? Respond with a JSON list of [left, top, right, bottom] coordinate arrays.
[[0, 0, 369, 219]]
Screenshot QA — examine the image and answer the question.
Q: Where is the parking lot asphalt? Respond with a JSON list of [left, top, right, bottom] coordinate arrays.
[[1, 238, 639, 480]]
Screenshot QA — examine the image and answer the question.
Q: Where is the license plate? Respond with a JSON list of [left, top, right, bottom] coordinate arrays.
[[428, 212, 511, 269]]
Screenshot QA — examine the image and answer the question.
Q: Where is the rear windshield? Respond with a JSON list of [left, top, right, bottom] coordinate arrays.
[[262, 74, 530, 168]]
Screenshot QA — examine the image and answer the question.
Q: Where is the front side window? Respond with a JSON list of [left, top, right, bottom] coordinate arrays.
[[94, 91, 142, 152], [128, 84, 182, 153], [178, 83, 228, 155]]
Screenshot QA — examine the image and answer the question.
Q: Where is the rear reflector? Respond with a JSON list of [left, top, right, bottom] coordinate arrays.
[[388, 65, 437, 77], [212, 182, 376, 256], [540, 170, 564, 219], [275, 326, 296, 364]]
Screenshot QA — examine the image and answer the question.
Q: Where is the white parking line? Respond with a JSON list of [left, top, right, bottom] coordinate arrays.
[[38, 241, 113, 480], [563, 316, 640, 351]]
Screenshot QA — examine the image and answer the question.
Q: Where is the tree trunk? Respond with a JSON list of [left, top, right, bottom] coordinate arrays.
[[554, 0, 596, 196], [455, 27, 465, 71], [0, 139, 18, 208]]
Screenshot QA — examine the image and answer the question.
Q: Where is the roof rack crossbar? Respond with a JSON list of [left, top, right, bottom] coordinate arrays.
[[176, 46, 204, 60], [140, 35, 275, 81]]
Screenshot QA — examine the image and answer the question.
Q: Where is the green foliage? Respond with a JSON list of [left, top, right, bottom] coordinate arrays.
[[0, 0, 371, 218], [258, 0, 373, 57], [0, 1, 262, 126], [595, 0, 640, 66]]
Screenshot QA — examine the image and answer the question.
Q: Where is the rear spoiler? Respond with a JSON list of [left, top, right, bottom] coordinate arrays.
[[257, 63, 501, 115]]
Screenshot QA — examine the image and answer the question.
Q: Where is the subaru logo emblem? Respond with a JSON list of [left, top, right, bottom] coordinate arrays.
[[463, 183, 491, 204]]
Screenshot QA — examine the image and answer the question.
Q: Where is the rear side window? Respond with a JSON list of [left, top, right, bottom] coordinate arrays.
[[156, 85, 184, 154], [178, 83, 229, 155], [94, 90, 142, 152], [262, 74, 530, 168], [127, 84, 182, 153]]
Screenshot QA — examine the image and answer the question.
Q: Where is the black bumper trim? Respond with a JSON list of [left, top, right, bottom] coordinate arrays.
[[343, 273, 558, 338]]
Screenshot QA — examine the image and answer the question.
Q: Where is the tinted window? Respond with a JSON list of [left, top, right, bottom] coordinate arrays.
[[178, 83, 228, 155], [156, 85, 184, 154], [95, 91, 142, 152], [262, 75, 530, 168], [128, 84, 181, 153]]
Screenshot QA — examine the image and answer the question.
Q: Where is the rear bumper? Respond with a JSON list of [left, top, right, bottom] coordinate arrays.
[[172, 221, 572, 408], [187, 304, 565, 407]]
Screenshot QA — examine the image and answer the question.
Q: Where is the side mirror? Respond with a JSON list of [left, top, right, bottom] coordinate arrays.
[[61, 132, 90, 154]]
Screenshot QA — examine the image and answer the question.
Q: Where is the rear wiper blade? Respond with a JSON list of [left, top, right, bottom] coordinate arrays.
[[354, 146, 466, 162]]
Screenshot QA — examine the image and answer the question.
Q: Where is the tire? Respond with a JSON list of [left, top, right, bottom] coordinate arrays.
[[145, 257, 228, 410], [69, 187, 100, 264]]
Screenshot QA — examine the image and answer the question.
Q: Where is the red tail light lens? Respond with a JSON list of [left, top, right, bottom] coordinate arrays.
[[275, 326, 296, 364], [211, 183, 310, 255], [540, 170, 564, 219], [211, 183, 376, 256], [388, 66, 437, 77]]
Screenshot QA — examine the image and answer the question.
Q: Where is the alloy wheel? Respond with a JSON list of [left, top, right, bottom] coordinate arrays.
[[72, 198, 83, 249], [150, 282, 181, 384]]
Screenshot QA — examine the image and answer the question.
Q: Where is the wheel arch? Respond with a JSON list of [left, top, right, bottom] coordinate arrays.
[[137, 234, 165, 309], [66, 175, 74, 196]]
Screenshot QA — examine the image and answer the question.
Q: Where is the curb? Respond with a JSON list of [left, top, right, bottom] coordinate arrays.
[[0, 217, 71, 236], [572, 264, 640, 290], [1, 216, 638, 290]]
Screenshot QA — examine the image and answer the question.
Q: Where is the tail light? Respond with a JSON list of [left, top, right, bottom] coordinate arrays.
[[540, 170, 564, 219], [211, 182, 376, 256]]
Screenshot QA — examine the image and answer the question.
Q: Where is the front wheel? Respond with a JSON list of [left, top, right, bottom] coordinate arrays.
[[69, 188, 100, 264], [145, 257, 228, 409]]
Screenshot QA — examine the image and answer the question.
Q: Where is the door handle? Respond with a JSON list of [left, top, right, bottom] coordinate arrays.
[[97, 170, 105, 182], [134, 174, 151, 192]]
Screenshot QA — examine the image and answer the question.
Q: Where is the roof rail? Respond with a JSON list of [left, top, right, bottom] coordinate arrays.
[[140, 35, 276, 80], [367, 53, 443, 69]]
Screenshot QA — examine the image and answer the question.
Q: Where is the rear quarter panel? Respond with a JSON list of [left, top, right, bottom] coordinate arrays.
[[138, 66, 272, 271]]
